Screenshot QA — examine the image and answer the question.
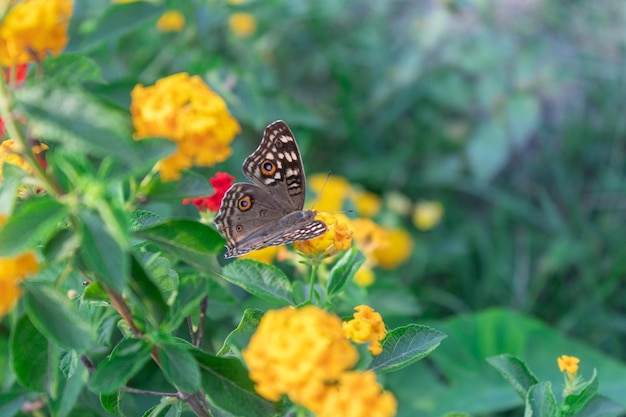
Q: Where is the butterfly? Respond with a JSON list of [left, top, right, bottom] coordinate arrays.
[[214, 120, 327, 258]]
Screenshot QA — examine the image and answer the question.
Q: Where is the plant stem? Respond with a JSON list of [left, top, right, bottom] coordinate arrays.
[[308, 263, 319, 303]]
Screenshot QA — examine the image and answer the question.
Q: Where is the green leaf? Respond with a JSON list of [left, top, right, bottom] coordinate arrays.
[[159, 340, 201, 393], [40, 54, 105, 85], [0, 195, 67, 256], [147, 171, 214, 201], [487, 354, 540, 400], [127, 255, 168, 328], [525, 382, 559, 417], [136, 219, 223, 272], [504, 93, 540, 148], [217, 309, 264, 356], [194, 351, 277, 417], [573, 396, 624, 417], [10, 315, 48, 392], [15, 84, 137, 163], [48, 361, 88, 417], [466, 120, 509, 182], [79, 2, 166, 50], [23, 282, 96, 350], [562, 369, 598, 416], [0, 392, 26, 417], [0, 163, 26, 215], [369, 324, 447, 374], [167, 273, 210, 330], [97, 139, 177, 181], [89, 338, 152, 394], [222, 259, 294, 305], [326, 247, 365, 297], [80, 210, 129, 292], [100, 391, 124, 416], [43, 228, 80, 263]]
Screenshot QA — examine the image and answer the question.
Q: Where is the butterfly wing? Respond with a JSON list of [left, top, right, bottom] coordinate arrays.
[[214, 183, 326, 257], [242, 120, 307, 211]]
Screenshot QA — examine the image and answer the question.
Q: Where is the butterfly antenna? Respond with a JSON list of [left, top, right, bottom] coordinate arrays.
[[310, 170, 332, 211]]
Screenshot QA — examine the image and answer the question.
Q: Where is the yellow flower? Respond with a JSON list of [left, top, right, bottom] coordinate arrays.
[[351, 218, 388, 262], [130, 73, 240, 181], [558, 355, 580, 376], [228, 12, 256, 37], [0, 139, 48, 182], [156, 10, 185, 32], [243, 306, 358, 403], [228, 0, 246, 4], [0, 214, 39, 317], [309, 173, 351, 212], [239, 246, 278, 264], [0, 0, 73, 66], [351, 189, 381, 217], [373, 228, 413, 270], [313, 371, 397, 417], [343, 305, 387, 355], [297, 212, 353, 257], [353, 265, 375, 287], [413, 200, 444, 230]]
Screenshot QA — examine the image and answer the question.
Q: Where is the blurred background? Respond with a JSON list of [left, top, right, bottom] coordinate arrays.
[[70, 1, 626, 415]]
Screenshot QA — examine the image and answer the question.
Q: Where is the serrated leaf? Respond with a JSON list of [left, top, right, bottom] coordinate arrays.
[[9, 315, 48, 392], [40, 54, 105, 85], [131, 210, 163, 231], [159, 341, 201, 393], [194, 351, 277, 417], [326, 247, 365, 297], [136, 220, 223, 272], [166, 273, 210, 331], [217, 309, 264, 356], [97, 139, 176, 181], [90, 338, 152, 394], [487, 354, 540, 400], [48, 361, 88, 417], [0, 163, 26, 215], [525, 382, 559, 417], [79, 210, 129, 292], [369, 324, 447, 374], [0, 195, 67, 256], [15, 84, 137, 163], [573, 395, 624, 417], [147, 171, 214, 201], [23, 282, 96, 350], [222, 260, 294, 305], [100, 391, 124, 416]]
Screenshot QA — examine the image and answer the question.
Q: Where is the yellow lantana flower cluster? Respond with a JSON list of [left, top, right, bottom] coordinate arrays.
[[228, 12, 256, 37], [130, 73, 240, 181], [0, 214, 39, 317], [343, 305, 387, 355], [243, 306, 396, 417], [0, 0, 73, 66]]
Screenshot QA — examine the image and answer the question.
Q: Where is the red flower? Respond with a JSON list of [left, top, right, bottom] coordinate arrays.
[[183, 172, 234, 212]]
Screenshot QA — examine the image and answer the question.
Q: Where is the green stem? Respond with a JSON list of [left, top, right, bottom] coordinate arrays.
[[0, 73, 60, 195], [307, 263, 319, 303]]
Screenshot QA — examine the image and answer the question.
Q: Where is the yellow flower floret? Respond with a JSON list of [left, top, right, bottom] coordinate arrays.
[[352, 189, 382, 217], [0, 0, 73, 66], [130, 73, 240, 181], [243, 306, 358, 403], [343, 305, 387, 355], [309, 173, 352, 212], [373, 228, 413, 270], [558, 355, 580, 376], [353, 265, 375, 287], [156, 10, 185, 32], [313, 371, 397, 417], [413, 200, 444, 230], [0, 214, 39, 317], [297, 212, 353, 257], [228, 12, 257, 37]]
